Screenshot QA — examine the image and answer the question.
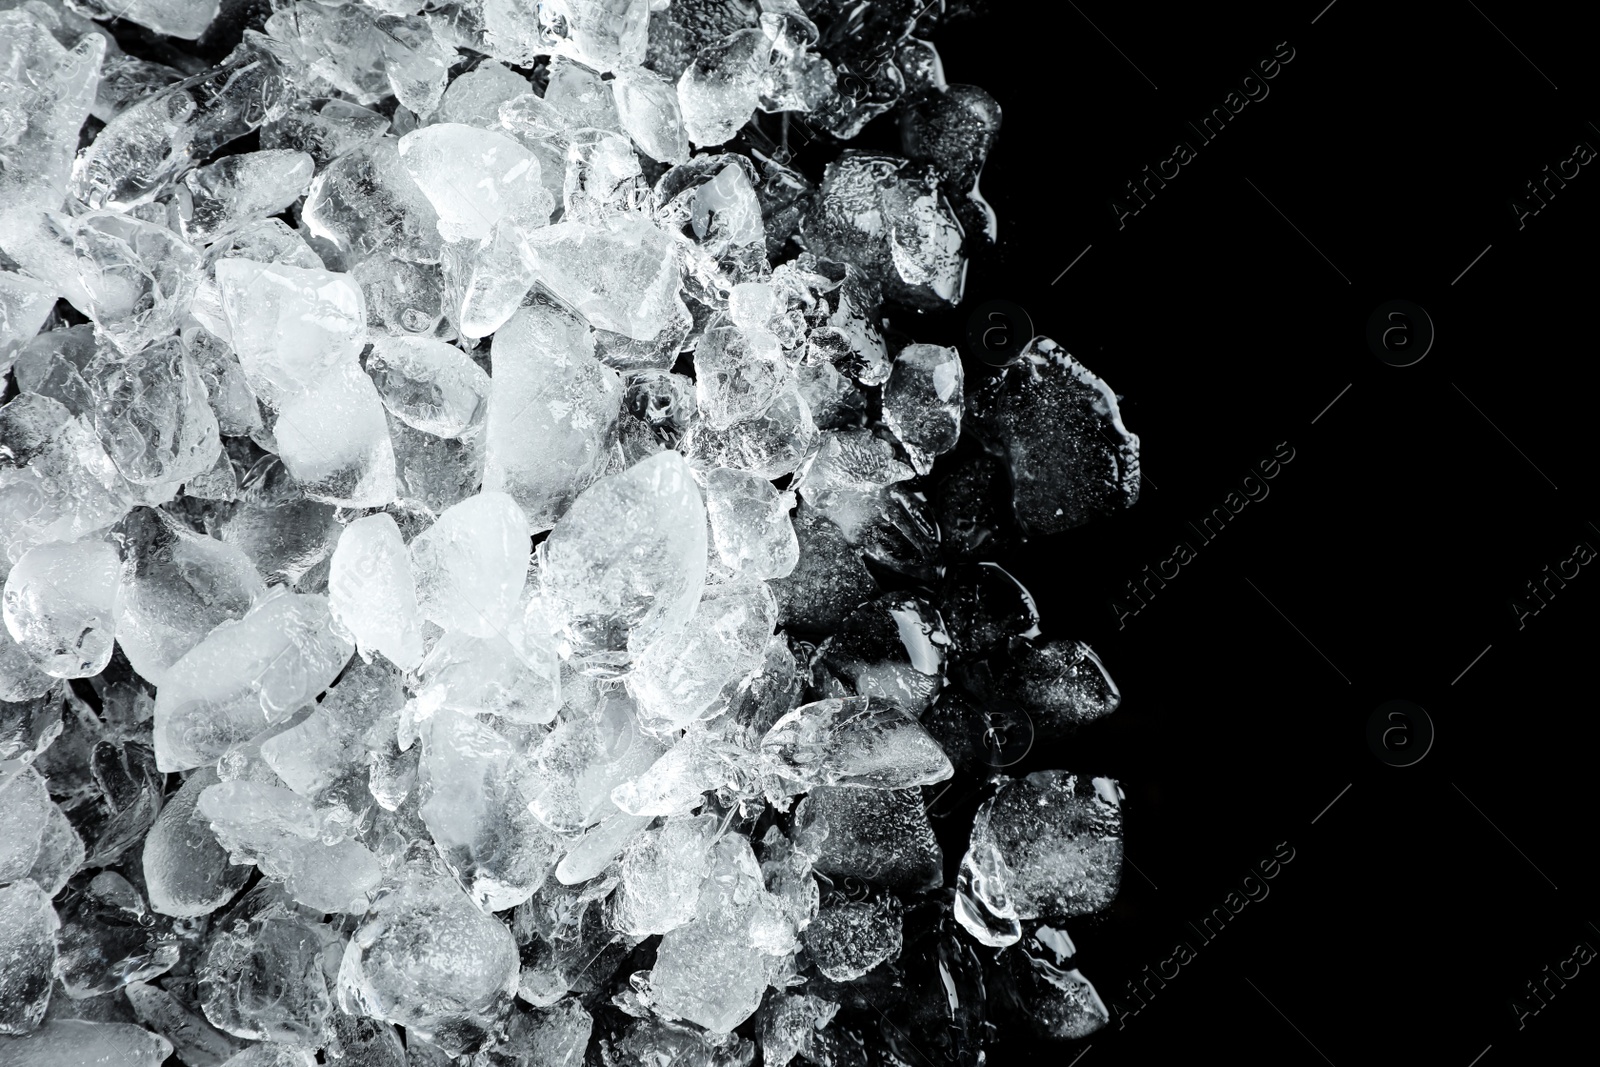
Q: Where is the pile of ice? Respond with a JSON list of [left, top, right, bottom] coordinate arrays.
[[0, 0, 1142, 1062]]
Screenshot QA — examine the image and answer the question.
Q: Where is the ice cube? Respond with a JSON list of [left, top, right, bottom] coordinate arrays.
[[73, 212, 202, 356], [993, 923, 1110, 1039], [759, 696, 953, 791], [124, 979, 243, 1067], [54, 870, 179, 997], [685, 383, 819, 480], [302, 139, 443, 267], [328, 513, 424, 670], [142, 765, 251, 918], [25, 799, 84, 897], [408, 491, 529, 639], [768, 501, 877, 633], [180, 149, 316, 246], [153, 590, 353, 771], [438, 62, 532, 127], [482, 299, 622, 532], [337, 855, 521, 1056], [0, 878, 57, 1035], [199, 894, 339, 1045], [3, 539, 120, 679], [759, 992, 839, 1067], [262, 97, 390, 169], [0, 273, 57, 371], [965, 337, 1140, 535], [539, 450, 707, 673]]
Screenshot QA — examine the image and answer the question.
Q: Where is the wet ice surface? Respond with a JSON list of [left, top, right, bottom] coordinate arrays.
[[0, 0, 1146, 1061]]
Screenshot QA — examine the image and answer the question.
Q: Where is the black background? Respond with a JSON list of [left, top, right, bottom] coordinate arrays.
[[897, 1, 1597, 1063]]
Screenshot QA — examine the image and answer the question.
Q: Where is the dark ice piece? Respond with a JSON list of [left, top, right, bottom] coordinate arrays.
[[770, 502, 879, 633], [795, 786, 942, 892], [939, 563, 1040, 659], [966, 337, 1140, 536]]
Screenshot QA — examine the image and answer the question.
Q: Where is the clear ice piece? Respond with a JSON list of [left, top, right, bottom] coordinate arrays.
[[693, 325, 790, 431], [72, 0, 220, 39], [882, 343, 963, 475], [0, 764, 54, 884], [337, 856, 521, 1056], [302, 139, 443, 267], [482, 299, 622, 532], [398, 124, 553, 244], [408, 491, 529, 639], [0, 878, 57, 1035], [3, 539, 120, 679], [519, 217, 683, 341], [438, 62, 531, 126], [0, 393, 130, 572], [611, 65, 690, 164], [113, 506, 266, 688], [677, 28, 769, 147], [153, 590, 353, 771], [328, 513, 424, 670], [180, 149, 316, 245], [0, 10, 105, 211], [759, 696, 954, 791], [142, 765, 251, 918], [628, 578, 778, 729], [365, 336, 489, 439], [539, 450, 707, 673], [215, 259, 367, 407], [0, 274, 58, 370], [794, 786, 942, 892], [608, 812, 718, 936], [87, 337, 221, 488], [274, 361, 397, 507], [685, 384, 818, 481], [199, 895, 338, 1045], [701, 466, 798, 581], [73, 212, 202, 356], [261, 97, 390, 169], [0, 1020, 172, 1065]]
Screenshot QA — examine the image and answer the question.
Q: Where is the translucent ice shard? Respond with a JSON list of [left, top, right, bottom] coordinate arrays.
[[677, 28, 769, 147], [3, 539, 120, 679], [0, 878, 57, 1035], [0, 273, 56, 369], [262, 97, 389, 169], [628, 578, 778, 729], [398, 124, 553, 244], [482, 299, 621, 532], [801, 152, 966, 310], [153, 590, 353, 771], [180, 149, 316, 246], [302, 139, 443, 266], [693, 324, 791, 430], [87, 336, 221, 488], [74, 212, 202, 356], [438, 61, 531, 126], [409, 491, 529, 639], [54, 870, 179, 997], [199, 893, 339, 1045], [275, 361, 398, 507], [142, 765, 251, 918], [794, 786, 942, 892], [72, 36, 291, 210], [215, 259, 367, 406], [702, 466, 799, 581], [73, 0, 220, 39], [365, 336, 489, 439], [419, 708, 561, 911], [955, 772, 1123, 948], [338, 855, 521, 1055], [519, 217, 682, 341], [882, 343, 963, 475], [993, 923, 1111, 1039], [540, 450, 707, 672], [609, 812, 718, 936], [0, 393, 129, 571], [328, 513, 424, 670], [611, 65, 690, 164], [966, 336, 1140, 536], [0, 10, 104, 211], [759, 696, 953, 791], [0, 1020, 172, 1065]]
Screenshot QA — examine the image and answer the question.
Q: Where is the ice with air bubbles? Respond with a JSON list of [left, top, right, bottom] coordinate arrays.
[[0, 0, 1148, 1061]]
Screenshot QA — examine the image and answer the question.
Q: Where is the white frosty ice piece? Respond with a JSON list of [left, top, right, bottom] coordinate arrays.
[[612, 66, 690, 164], [409, 491, 529, 639], [0, 11, 105, 212], [366, 335, 490, 439], [701, 466, 800, 580], [628, 578, 778, 729], [0, 878, 59, 1035], [539, 450, 707, 673], [215, 259, 367, 406], [399, 123, 553, 244], [0, 1020, 172, 1065], [759, 696, 954, 791], [519, 217, 683, 341], [3, 539, 120, 679], [677, 29, 770, 147], [274, 360, 397, 507], [74, 212, 202, 356], [328, 512, 424, 669]]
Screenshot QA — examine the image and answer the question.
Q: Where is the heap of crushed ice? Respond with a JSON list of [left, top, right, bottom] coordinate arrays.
[[0, 0, 1143, 1062]]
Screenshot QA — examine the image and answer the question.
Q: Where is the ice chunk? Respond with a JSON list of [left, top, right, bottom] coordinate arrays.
[[398, 124, 553, 244], [26, 800, 84, 896], [955, 772, 1123, 949], [414, 628, 560, 726], [505, 999, 592, 1067], [693, 324, 791, 431], [628, 578, 778, 729], [438, 62, 531, 126], [561, 129, 649, 226], [54, 871, 179, 997], [337, 856, 521, 1055], [124, 979, 243, 1067], [971, 638, 1120, 736], [648, 833, 781, 1033], [527, 690, 665, 833], [612, 65, 690, 164], [73, 212, 202, 356], [794, 786, 942, 892], [685, 384, 818, 480], [94, 54, 187, 124], [216, 1045, 317, 1067], [677, 28, 769, 147], [801, 152, 965, 310], [266, 3, 451, 115], [180, 149, 316, 245], [153, 590, 352, 771], [258, 658, 405, 804], [701, 466, 799, 581], [759, 992, 839, 1067], [882, 343, 963, 474], [365, 336, 489, 439], [0, 878, 57, 1035], [759, 696, 953, 791], [302, 139, 443, 266], [409, 491, 529, 639], [802, 896, 901, 981], [190, 220, 325, 345], [0, 395, 130, 571], [540, 450, 706, 672], [114, 507, 266, 687], [142, 765, 251, 918], [352, 254, 447, 338], [609, 812, 718, 936], [481, 0, 648, 72], [0, 11, 104, 211], [72, 0, 219, 38], [0, 274, 57, 370], [262, 97, 390, 169], [328, 513, 424, 670], [419, 709, 562, 911], [216, 259, 366, 406], [901, 83, 1002, 242], [0, 208, 93, 315], [199, 894, 339, 1045], [993, 923, 1110, 1039], [818, 594, 947, 713], [965, 337, 1140, 535], [0, 1020, 172, 1065], [609, 728, 757, 816], [482, 299, 622, 532], [3, 539, 120, 679], [274, 361, 397, 507], [72, 38, 291, 210], [768, 501, 876, 633], [87, 336, 221, 489], [519, 218, 682, 341]]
